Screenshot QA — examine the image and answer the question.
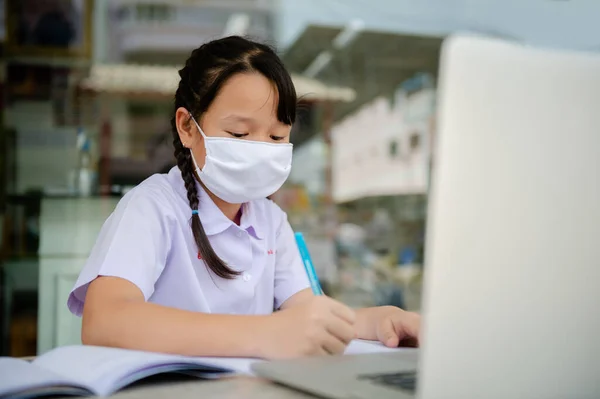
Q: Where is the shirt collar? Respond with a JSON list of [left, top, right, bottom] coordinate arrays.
[[168, 167, 264, 240], [240, 201, 264, 240]]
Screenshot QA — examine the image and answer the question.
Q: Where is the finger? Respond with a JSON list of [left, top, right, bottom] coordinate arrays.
[[377, 318, 400, 348], [398, 312, 421, 341], [313, 346, 329, 357], [320, 332, 348, 355], [380, 311, 422, 348], [328, 301, 356, 325], [325, 315, 355, 345]]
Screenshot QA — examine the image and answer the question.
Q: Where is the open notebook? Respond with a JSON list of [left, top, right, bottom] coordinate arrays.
[[1, 340, 408, 398]]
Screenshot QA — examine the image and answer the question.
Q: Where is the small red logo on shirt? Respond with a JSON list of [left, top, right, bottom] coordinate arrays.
[[267, 249, 274, 255], [197, 252, 202, 260]]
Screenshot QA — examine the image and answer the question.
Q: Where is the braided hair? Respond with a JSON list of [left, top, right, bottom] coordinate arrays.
[[170, 36, 297, 279]]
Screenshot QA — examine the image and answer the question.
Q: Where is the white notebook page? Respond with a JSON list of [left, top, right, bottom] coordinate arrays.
[[33, 345, 257, 396], [0, 357, 86, 397]]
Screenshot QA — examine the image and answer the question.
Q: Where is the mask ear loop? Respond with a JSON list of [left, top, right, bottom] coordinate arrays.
[[188, 112, 208, 170], [188, 111, 209, 173], [189, 112, 209, 140], [190, 146, 202, 172]]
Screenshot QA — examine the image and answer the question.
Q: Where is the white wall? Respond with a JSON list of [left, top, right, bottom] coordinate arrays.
[[289, 135, 327, 195], [276, 0, 600, 51], [332, 88, 435, 203]]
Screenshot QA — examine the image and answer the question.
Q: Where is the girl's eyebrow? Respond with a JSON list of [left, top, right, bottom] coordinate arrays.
[[222, 114, 287, 133], [221, 114, 255, 124]]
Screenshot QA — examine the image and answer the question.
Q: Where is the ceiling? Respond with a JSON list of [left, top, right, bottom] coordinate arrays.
[[282, 25, 443, 121]]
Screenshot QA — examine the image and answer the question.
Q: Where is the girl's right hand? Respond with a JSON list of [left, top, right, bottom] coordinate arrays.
[[260, 296, 356, 359]]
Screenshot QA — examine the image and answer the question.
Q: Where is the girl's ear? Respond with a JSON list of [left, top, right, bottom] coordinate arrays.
[[175, 107, 196, 148]]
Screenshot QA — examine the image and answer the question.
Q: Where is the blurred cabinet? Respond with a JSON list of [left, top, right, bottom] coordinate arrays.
[[1, 192, 41, 356], [37, 197, 118, 354], [1, 259, 38, 356], [0, 129, 17, 215]]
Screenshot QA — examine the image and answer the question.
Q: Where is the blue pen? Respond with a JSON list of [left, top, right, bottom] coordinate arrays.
[[294, 232, 323, 295]]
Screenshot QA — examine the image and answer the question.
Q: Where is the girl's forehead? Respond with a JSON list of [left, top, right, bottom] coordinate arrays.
[[209, 73, 280, 120]]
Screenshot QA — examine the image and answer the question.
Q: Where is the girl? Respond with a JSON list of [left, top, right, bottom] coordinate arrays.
[[68, 36, 420, 359]]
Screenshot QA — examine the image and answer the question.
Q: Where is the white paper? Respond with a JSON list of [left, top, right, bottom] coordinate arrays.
[[187, 356, 258, 375], [345, 339, 415, 355]]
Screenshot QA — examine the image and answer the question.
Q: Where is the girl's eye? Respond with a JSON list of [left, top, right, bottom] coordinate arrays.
[[227, 131, 247, 138], [270, 135, 286, 141]]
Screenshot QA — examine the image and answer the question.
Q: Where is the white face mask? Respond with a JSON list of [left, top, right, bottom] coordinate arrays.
[[189, 116, 293, 204]]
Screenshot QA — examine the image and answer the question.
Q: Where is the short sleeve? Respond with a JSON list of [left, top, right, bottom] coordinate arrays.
[[273, 209, 311, 309], [67, 187, 173, 316]]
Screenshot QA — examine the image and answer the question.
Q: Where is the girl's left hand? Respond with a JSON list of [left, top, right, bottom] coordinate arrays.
[[373, 306, 421, 348]]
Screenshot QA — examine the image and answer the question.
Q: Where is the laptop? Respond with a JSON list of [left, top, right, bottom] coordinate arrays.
[[252, 34, 600, 399]]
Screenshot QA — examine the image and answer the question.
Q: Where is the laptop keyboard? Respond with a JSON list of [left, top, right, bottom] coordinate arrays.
[[358, 371, 417, 392]]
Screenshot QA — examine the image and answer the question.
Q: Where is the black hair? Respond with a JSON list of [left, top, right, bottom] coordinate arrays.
[[171, 36, 297, 279]]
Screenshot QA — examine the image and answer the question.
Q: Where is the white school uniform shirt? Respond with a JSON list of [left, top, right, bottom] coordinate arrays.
[[67, 166, 310, 316]]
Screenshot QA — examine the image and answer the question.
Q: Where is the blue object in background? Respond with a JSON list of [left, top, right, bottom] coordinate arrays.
[[399, 247, 416, 265]]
